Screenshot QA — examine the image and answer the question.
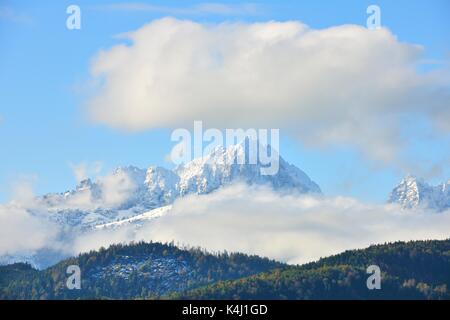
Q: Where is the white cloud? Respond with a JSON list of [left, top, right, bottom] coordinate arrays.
[[0, 178, 63, 257], [0, 169, 137, 257], [60, 169, 136, 210], [70, 162, 88, 183], [69, 161, 103, 183], [0, 204, 59, 256], [73, 184, 450, 265], [19, 167, 137, 212], [85, 18, 450, 164], [9, 175, 39, 206], [96, 169, 137, 207]]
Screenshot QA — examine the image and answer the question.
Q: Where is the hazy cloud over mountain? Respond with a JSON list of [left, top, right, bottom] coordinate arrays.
[[73, 184, 450, 264], [2, 181, 450, 265], [0, 205, 59, 256]]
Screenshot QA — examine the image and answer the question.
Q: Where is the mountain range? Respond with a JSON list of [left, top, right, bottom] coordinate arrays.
[[23, 142, 450, 234], [1, 141, 449, 269], [32, 144, 450, 235], [34, 141, 321, 230]]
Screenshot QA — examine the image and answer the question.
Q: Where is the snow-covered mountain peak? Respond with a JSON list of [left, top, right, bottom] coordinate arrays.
[[388, 175, 450, 211], [112, 166, 147, 183], [144, 166, 179, 204], [145, 166, 179, 184], [176, 141, 320, 195], [401, 174, 426, 185]]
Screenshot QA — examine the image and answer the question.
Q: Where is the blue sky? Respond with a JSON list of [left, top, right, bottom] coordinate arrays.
[[0, 0, 449, 203]]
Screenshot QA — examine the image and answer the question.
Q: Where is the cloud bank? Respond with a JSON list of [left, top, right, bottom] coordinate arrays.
[[73, 184, 450, 265], [85, 18, 449, 163], [0, 167, 138, 258], [2, 182, 450, 265], [0, 205, 59, 256]]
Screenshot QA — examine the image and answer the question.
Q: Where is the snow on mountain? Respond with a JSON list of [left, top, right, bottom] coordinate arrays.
[[33, 141, 320, 229], [145, 166, 179, 205], [176, 141, 321, 196], [388, 175, 450, 211], [94, 205, 173, 230]]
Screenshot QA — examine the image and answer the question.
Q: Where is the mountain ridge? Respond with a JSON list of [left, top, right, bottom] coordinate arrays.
[[388, 174, 450, 211], [0, 241, 284, 299], [172, 239, 450, 300]]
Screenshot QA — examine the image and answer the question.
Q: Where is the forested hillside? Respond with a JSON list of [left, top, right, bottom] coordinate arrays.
[[0, 242, 282, 299], [172, 239, 450, 300], [1, 240, 449, 300]]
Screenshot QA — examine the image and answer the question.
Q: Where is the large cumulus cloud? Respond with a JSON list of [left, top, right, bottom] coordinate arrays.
[[85, 18, 449, 163]]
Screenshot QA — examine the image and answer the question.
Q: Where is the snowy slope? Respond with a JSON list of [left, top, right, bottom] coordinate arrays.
[[94, 205, 173, 230]]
